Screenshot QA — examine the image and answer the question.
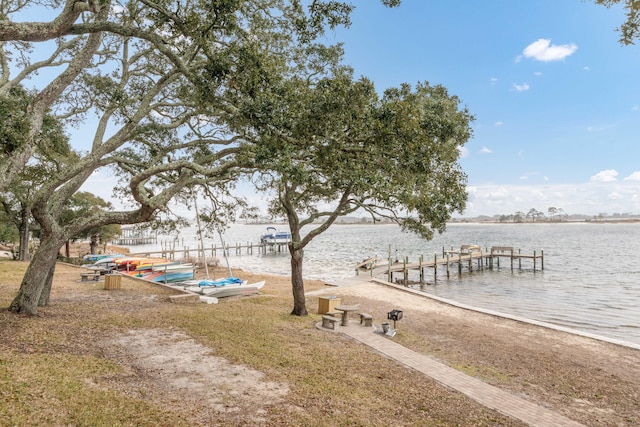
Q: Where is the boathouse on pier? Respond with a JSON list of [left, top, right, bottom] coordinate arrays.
[[114, 227, 158, 246]]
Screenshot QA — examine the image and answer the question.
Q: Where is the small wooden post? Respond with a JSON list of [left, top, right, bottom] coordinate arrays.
[[433, 253, 437, 281], [403, 256, 409, 284], [446, 254, 450, 278], [541, 250, 544, 270], [518, 248, 522, 269]]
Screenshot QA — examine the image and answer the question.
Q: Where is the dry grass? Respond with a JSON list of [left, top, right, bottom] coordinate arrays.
[[0, 260, 520, 426], [1, 259, 639, 426]]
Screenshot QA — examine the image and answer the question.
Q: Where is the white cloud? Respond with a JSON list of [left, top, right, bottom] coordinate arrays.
[[512, 82, 530, 92], [583, 66, 590, 71], [632, 105, 639, 111], [533, 71, 542, 76], [521, 38, 578, 62], [479, 146, 492, 154], [590, 170, 618, 182], [519, 175, 528, 180], [624, 171, 640, 181], [461, 180, 640, 217], [458, 146, 469, 158], [494, 121, 503, 127], [490, 77, 498, 85]]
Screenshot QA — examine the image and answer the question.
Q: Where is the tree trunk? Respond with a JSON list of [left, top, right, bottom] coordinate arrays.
[[89, 233, 99, 254], [18, 209, 30, 262], [289, 246, 308, 316], [38, 262, 56, 307], [65, 240, 70, 258], [8, 235, 64, 315]]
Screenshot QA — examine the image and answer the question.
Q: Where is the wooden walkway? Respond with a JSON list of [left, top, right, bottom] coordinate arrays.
[[356, 246, 544, 284], [327, 321, 584, 427]]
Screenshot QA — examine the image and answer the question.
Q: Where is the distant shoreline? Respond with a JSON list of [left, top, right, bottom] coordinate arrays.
[[451, 219, 640, 225], [244, 218, 640, 226]]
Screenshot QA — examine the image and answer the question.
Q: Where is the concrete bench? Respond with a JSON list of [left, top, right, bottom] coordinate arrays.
[[359, 312, 373, 327], [80, 272, 101, 282], [321, 315, 341, 330], [325, 311, 341, 317]]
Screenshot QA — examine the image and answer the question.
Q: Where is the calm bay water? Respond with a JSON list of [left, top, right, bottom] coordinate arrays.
[[127, 222, 640, 346]]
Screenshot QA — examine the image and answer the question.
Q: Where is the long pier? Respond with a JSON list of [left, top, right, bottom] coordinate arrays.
[[126, 241, 543, 285], [356, 245, 544, 284], [128, 241, 289, 260]]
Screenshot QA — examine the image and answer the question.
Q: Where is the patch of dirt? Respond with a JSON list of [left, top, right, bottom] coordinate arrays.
[[103, 329, 292, 425]]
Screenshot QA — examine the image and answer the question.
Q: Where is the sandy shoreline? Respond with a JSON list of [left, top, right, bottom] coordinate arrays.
[[303, 276, 640, 424], [318, 278, 640, 351]]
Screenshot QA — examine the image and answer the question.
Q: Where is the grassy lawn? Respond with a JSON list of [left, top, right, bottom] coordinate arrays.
[[0, 259, 522, 426]]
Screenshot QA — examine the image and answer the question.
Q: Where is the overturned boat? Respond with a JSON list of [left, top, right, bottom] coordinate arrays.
[[177, 277, 265, 298]]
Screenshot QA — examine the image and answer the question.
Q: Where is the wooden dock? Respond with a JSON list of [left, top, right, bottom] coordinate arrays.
[[356, 245, 544, 284], [128, 241, 289, 260]]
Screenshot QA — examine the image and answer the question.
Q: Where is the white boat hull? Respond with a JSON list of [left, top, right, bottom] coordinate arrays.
[[199, 280, 265, 298]]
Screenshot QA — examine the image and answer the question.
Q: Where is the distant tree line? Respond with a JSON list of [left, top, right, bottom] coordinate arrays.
[[463, 208, 640, 223], [496, 207, 562, 223]]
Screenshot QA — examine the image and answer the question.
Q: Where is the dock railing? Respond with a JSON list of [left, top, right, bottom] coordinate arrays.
[[358, 245, 544, 284], [355, 255, 379, 276]]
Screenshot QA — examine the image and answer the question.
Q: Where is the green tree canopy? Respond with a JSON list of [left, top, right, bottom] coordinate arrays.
[[1, 0, 398, 315], [238, 62, 472, 315]]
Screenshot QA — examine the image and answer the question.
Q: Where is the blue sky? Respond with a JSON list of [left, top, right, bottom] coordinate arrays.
[[321, 0, 640, 217], [76, 0, 640, 218]]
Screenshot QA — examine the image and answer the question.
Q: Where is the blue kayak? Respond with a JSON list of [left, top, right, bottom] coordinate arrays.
[[198, 277, 245, 287]]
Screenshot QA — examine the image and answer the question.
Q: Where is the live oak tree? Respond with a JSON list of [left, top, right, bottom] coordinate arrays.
[[0, 0, 391, 314], [0, 86, 73, 261], [2, 1, 244, 314], [240, 63, 473, 316]]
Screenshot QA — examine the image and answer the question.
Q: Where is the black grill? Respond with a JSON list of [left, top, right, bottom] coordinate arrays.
[[387, 309, 403, 321]]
